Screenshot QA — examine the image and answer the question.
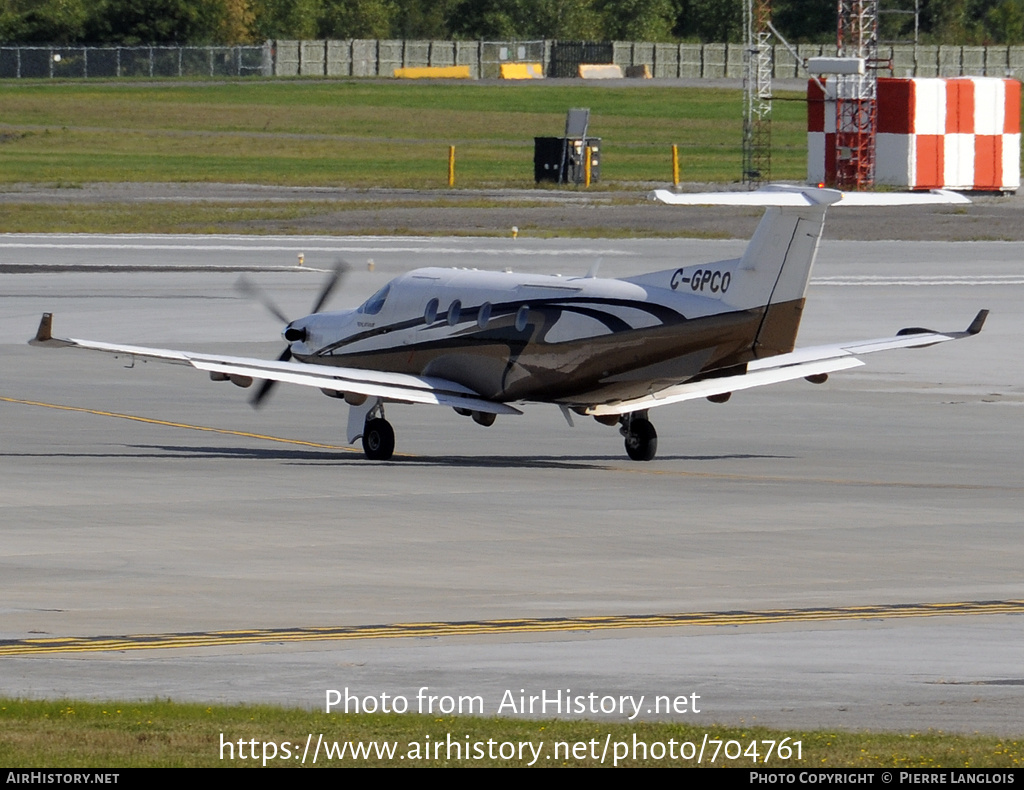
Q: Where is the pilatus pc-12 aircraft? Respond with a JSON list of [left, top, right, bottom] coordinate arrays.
[[31, 186, 987, 462]]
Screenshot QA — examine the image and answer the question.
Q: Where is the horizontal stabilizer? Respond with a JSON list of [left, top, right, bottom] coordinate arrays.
[[651, 185, 971, 207]]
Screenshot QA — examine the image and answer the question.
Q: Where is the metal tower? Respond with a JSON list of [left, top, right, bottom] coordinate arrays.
[[742, 0, 773, 187], [834, 0, 879, 189]]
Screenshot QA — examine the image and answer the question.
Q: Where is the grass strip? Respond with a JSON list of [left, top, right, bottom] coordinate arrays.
[[0, 198, 734, 238], [0, 698, 1021, 768], [0, 81, 810, 188]]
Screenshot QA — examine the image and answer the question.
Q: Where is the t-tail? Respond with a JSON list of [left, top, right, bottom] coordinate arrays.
[[645, 185, 971, 360], [635, 186, 843, 359]]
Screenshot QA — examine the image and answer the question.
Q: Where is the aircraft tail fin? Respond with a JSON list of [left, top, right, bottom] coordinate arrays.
[[648, 187, 841, 356], [650, 185, 968, 359], [733, 203, 830, 357]]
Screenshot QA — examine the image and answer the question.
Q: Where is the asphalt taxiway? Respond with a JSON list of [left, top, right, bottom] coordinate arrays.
[[1, 234, 1022, 734]]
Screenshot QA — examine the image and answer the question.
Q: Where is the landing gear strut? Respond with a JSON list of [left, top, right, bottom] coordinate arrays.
[[620, 411, 658, 461]]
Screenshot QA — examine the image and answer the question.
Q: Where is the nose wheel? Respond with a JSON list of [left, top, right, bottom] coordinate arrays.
[[620, 412, 658, 461]]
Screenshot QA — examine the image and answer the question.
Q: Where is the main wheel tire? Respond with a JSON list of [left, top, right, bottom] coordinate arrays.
[[624, 418, 658, 461], [362, 418, 395, 461]]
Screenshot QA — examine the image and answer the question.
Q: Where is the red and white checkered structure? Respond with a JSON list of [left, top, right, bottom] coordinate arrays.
[[809, 77, 1021, 191]]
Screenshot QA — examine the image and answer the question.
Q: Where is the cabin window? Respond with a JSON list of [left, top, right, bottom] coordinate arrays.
[[477, 302, 492, 329], [358, 284, 391, 315], [515, 304, 530, 332], [447, 299, 462, 326], [424, 297, 439, 324]]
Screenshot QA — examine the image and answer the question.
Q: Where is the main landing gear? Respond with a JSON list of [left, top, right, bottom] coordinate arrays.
[[356, 400, 395, 461], [620, 411, 658, 462], [362, 417, 395, 461]]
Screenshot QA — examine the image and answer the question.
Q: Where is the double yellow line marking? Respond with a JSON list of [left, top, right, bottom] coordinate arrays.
[[0, 395, 352, 451], [3, 601, 1021, 657]]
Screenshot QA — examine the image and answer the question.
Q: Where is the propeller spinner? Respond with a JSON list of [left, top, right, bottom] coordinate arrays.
[[236, 260, 349, 408]]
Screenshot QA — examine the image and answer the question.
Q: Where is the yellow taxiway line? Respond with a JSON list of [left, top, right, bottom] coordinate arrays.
[[2, 601, 1022, 657], [3, 395, 1020, 490], [4, 396, 1021, 657], [0, 395, 353, 451]]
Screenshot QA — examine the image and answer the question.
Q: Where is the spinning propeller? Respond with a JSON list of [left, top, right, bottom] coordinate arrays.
[[236, 260, 349, 408]]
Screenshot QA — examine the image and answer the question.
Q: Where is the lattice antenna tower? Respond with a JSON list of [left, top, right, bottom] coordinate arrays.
[[742, 0, 773, 187], [879, 0, 919, 46], [835, 0, 879, 189]]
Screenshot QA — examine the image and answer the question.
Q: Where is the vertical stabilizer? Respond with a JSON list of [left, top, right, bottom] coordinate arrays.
[[650, 186, 843, 357], [722, 203, 829, 312], [732, 203, 830, 357]]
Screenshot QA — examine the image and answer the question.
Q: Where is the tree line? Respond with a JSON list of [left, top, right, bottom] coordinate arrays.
[[2, 0, 1023, 47]]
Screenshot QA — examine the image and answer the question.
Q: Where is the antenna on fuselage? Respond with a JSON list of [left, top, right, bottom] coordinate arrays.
[[585, 257, 603, 279]]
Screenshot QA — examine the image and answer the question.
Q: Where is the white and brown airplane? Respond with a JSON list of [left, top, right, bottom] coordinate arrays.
[[30, 185, 987, 462]]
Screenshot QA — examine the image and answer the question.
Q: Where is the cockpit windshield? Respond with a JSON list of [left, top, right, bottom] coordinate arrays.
[[357, 284, 391, 315]]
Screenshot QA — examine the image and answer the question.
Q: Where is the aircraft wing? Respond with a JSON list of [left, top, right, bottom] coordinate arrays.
[[583, 310, 988, 417], [29, 313, 521, 416]]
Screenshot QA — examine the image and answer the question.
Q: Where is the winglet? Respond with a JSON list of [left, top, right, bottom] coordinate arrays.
[[30, 313, 54, 344], [29, 312, 73, 348], [967, 309, 989, 336], [897, 309, 989, 341]]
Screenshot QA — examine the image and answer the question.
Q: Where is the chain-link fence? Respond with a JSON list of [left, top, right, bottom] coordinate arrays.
[[275, 39, 1024, 80], [0, 45, 270, 78], [1, 41, 1022, 80], [479, 40, 548, 79]]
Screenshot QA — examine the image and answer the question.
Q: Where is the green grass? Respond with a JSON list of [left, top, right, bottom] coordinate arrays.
[[0, 198, 737, 237], [0, 80, 810, 188], [0, 199, 334, 234], [1, 698, 1021, 768]]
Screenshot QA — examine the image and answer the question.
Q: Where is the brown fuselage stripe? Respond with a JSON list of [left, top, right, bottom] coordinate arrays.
[[3, 601, 1021, 657]]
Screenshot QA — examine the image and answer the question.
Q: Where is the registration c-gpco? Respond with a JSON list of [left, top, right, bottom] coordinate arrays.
[[671, 268, 731, 294]]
